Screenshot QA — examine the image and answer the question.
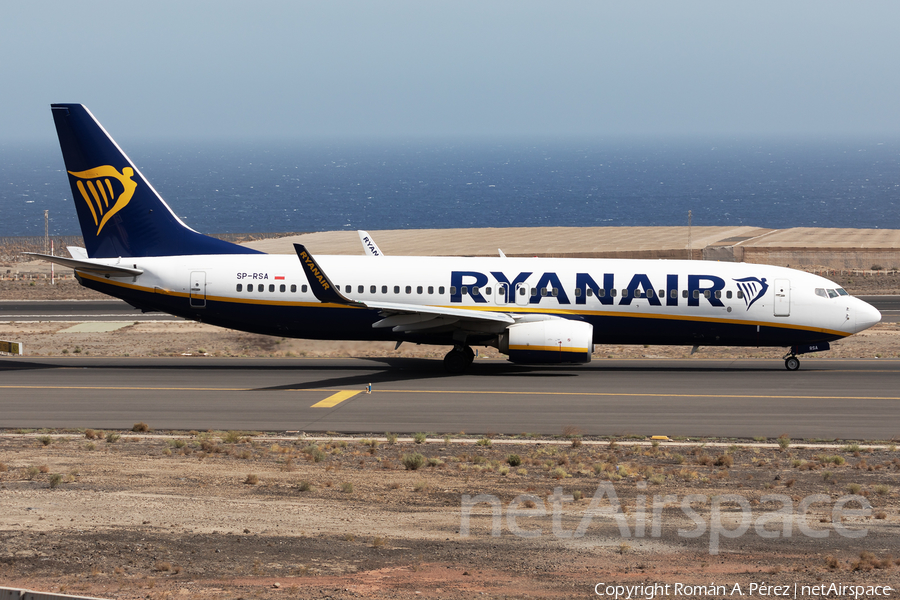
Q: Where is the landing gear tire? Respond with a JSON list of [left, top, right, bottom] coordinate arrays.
[[784, 356, 800, 371], [443, 345, 475, 374]]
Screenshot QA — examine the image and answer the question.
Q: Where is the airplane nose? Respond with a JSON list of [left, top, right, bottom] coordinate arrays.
[[854, 298, 882, 332]]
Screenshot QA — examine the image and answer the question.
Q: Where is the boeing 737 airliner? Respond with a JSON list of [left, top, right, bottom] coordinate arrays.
[[30, 104, 881, 372]]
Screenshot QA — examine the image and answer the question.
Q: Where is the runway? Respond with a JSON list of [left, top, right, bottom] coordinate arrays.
[[1, 357, 898, 440]]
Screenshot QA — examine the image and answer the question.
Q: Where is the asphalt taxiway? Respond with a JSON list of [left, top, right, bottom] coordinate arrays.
[[1, 357, 898, 440]]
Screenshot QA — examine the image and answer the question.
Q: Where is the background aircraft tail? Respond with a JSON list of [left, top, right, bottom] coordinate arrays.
[[51, 104, 261, 258]]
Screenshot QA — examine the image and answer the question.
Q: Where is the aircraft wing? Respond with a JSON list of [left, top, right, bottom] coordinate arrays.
[[293, 244, 513, 331], [23, 252, 144, 277]]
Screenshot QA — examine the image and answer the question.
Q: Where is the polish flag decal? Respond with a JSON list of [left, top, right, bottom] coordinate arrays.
[[274, 274, 285, 280]]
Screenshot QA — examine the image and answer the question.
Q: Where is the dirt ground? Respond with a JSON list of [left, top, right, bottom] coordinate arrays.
[[2, 434, 900, 599], [3, 265, 900, 599]]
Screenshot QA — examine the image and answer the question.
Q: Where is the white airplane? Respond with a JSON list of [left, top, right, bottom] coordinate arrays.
[[31, 104, 881, 373]]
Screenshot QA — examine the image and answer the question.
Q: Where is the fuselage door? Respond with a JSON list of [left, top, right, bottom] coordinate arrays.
[[190, 271, 207, 308], [773, 278, 790, 317]]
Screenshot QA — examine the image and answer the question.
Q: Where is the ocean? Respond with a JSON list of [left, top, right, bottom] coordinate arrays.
[[1, 137, 898, 238]]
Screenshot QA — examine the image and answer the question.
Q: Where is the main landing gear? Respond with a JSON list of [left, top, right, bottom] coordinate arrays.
[[443, 344, 475, 374]]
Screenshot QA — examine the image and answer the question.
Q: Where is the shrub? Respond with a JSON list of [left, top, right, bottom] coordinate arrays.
[[49, 473, 63, 488], [414, 479, 429, 492], [297, 480, 313, 492], [777, 435, 791, 450], [105, 432, 121, 444], [132, 422, 150, 433], [476, 437, 492, 447], [413, 432, 426, 444], [302, 444, 326, 463], [39, 465, 50, 473], [874, 484, 890, 496], [340, 482, 353, 494], [846, 483, 862, 494], [0, 462, 7, 472], [37, 435, 52, 446], [507, 454, 522, 467], [222, 430, 243, 444], [402, 452, 425, 470], [385, 432, 398, 445], [572, 490, 584, 501], [244, 474, 259, 485], [714, 454, 733, 468], [84, 429, 98, 440], [552, 467, 569, 480]]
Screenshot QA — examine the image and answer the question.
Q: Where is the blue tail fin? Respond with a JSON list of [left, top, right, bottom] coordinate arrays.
[[51, 104, 262, 258]]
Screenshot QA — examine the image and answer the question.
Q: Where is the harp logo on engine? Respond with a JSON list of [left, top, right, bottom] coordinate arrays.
[[67, 165, 138, 235]]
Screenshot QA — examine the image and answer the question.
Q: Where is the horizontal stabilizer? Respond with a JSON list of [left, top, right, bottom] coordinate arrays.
[[23, 252, 143, 277]]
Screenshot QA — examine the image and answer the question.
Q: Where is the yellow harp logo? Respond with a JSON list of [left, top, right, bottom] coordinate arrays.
[[68, 166, 138, 235]]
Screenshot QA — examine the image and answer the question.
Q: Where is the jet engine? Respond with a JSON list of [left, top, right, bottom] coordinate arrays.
[[499, 319, 593, 364]]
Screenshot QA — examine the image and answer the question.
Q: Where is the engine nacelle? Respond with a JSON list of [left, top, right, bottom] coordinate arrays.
[[499, 319, 594, 364]]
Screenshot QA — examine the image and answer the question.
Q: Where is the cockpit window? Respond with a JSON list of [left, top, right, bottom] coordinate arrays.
[[815, 288, 827, 298], [836, 288, 849, 296], [827, 289, 839, 298]]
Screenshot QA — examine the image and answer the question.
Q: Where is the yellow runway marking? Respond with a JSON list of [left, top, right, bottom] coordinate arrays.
[[1, 385, 898, 402], [312, 390, 363, 408]]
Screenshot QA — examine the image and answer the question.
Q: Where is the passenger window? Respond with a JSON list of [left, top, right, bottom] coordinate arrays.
[[449, 286, 456, 295], [737, 290, 743, 299], [358, 285, 364, 294], [658, 289, 664, 298], [610, 289, 617, 297], [598, 289, 604, 297], [646, 289, 655, 298], [440, 286, 446, 294], [236, 284, 242, 292], [462, 286, 468, 295], [302, 285, 308, 293], [541, 287, 548, 297], [345, 285, 351, 293], [280, 284, 286, 292], [587, 288, 593, 297], [726, 290, 732, 299], [417, 286, 423, 294], [382, 285, 388, 294], [471, 286, 478, 296], [670, 290, 676, 298], [574, 288, 582, 298], [682, 290, 688, 298], [370, 285, 376, 294], [394, 285, 400, 294], [291, 284, 297, 293], [519, 287, 526, 296], [531, 288, 537, 297], [485, 286, 491, 295], [552, 288, 559, 297], [621, 289, 628, 298], [693, 290, 700, 299], [405, 286, 411, 294], [428, 286, 433, 294], [714, 290, 721, 299]]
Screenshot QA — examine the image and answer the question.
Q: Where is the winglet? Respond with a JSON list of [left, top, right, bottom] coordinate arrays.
[[358, 230, 384, 257], [293, 244, 366, 307]]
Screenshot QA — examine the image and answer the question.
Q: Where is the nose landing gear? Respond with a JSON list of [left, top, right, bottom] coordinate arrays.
[[782, 342, 830, 371]]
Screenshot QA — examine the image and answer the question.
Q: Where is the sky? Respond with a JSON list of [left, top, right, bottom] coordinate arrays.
[[2, 1, 900, 142]]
